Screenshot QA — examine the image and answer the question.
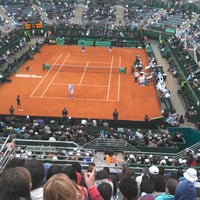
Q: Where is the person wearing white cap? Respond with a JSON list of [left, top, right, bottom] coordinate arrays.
[[149, 165, 159, 175]]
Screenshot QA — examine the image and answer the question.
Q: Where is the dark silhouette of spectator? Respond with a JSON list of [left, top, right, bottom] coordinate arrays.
[[118, 176, 138, 200], [97, 182, 112, 200], [25, 158, 44, 200], [46, 164, 62, 182], [4, 157, 25, 170], [0, 167, 32, 200]]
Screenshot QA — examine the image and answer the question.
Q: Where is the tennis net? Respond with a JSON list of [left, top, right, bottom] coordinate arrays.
[[44, 64, 126, 73]]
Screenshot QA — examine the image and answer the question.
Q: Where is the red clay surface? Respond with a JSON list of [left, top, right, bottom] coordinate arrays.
[[0, 45, 162, 121]]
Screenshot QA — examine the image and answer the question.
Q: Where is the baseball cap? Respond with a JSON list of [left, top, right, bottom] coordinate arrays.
[[149, 165, 159, 175]]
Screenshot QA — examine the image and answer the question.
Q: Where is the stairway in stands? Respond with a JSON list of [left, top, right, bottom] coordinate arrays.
[[0, 5, 13, 24], [73, 3, 84, 24], [32, 4, 53, 25], [115, 5, 124, 26]]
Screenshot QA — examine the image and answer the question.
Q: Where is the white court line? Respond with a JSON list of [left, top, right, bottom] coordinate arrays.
[[30, 54, 63, 97], [106, 55, 114, 100], [31, 95, 119, 102], [79, 62, 89, 85], [71, 53, 116, 57], [41, 54, 70, 98], [117, 56, 121, 101], [52, 83, 108, 87], [63, 61, 111, 64]]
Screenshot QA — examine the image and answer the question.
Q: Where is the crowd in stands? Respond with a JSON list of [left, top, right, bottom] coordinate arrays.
[[166, 36, 200, 101], [82, 0, 116, 25], [124, 147, 200, 168], [124, 3, 161, 27], [35, 0, 77, 24], [0, 113, 186, 149], [1, 156, 200, 200], [0, 113, 198, 172]]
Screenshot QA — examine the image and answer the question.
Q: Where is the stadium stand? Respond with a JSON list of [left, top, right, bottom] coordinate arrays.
[[1, 0, 200, 199]]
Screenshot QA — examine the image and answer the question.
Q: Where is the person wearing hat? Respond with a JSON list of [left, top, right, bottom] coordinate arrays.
[[183, 168, 198, 183], [140, 166, 159, 196], [183, 167, 200, 198], [175, 180, 197, 200]]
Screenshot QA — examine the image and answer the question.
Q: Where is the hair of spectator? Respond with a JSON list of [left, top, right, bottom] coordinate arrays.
[[97, 182, 112, 200], [25, 158, 44, 190], [166, 178, 179, 195], [46, 165, 62, 182], [118, 176, 138, 200], [43, 173, 77, 200], [0, 167, 32, 200]]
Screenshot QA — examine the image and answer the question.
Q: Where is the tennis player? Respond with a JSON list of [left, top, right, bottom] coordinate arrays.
[[82, 45, 85, 54], [68, 83, 74, 99], [108, 45, 112, 54]]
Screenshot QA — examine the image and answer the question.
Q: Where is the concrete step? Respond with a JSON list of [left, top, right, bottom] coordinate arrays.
[[115, 5, 124, 26], [0, 5, 13, 24], [73, 4, 84, 24]]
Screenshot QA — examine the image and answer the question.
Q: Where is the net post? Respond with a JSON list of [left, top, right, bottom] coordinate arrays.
[[43, 63, 50, 70], [119, 67, 126, 74]]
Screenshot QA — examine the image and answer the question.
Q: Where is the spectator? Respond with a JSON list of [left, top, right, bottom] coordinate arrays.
[[136, 167, 150, 195], [140, 165, 161, 196], [175, 180, 197, 200], [46, 164, 62, 182], [183, 167, 200, 197], [71, 162, 83, 185], [155, 178, 178, 200], [25, 158, 44, 200], [95, 169, 114, 194], [84, 167, 104, 200], [0, 167, 32, 200], [62, 166, 88, 200], [118, 176, 138, 200], [43, 173, 77, 200], [97, 182, 112, 200]]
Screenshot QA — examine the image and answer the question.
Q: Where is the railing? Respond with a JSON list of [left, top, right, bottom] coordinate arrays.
[[82, 138, 141, 153], [0, 139, 96, 172], [174, 142, 200, 161]]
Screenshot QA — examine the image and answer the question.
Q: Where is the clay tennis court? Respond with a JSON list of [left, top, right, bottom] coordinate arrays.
[[0, 45, 162, 121]]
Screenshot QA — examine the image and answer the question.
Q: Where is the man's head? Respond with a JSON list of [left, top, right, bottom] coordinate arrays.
[[118, 176, 138, 200], [97, 182, 112, 200], [165, 178, 178, 195], [25, 158, 44, 190]]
